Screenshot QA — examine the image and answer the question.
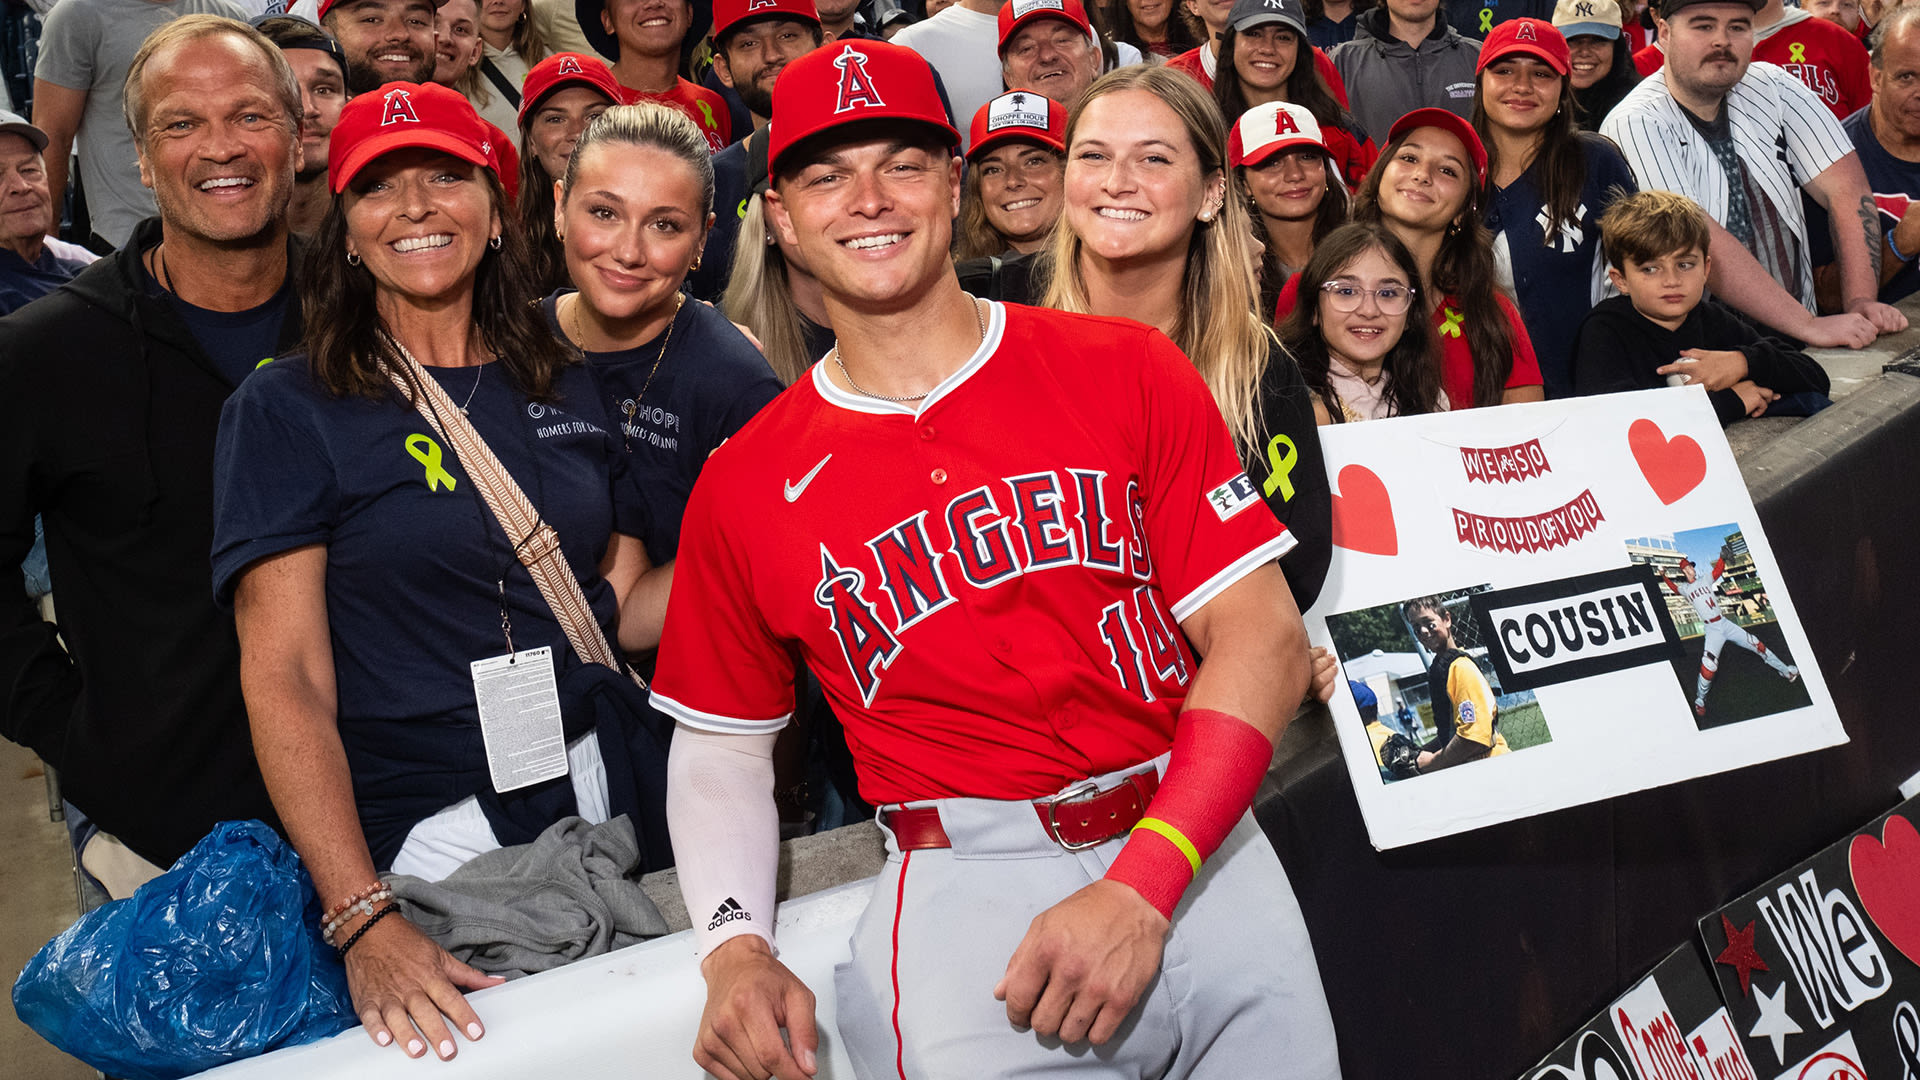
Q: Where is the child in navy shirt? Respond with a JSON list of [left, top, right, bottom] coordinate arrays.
[[1571, 190, 1831, 426]]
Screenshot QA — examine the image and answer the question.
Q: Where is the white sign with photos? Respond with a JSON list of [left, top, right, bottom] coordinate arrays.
[[1304, 388, 1846, 849]]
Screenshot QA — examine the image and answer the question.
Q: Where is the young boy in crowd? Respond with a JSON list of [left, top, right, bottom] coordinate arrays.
[[1571, 190, 1833, 426]]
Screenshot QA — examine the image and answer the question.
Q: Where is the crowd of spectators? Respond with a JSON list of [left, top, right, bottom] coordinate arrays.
[[0, 0, 1916, 1064]]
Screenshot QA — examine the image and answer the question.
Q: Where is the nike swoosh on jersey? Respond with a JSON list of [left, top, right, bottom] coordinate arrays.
[[784, 453, 832, 502]]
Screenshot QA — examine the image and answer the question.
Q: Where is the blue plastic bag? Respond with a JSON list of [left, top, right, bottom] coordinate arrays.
[[12, 820, 356, 1079]]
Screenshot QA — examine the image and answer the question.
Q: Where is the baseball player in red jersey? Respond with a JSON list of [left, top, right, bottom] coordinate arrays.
[[1662, 556, 1798, 718], [650, 40, 1339, 1080]]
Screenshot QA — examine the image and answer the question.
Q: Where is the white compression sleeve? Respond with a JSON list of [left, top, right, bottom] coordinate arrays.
[[666, 724, 781, 959]]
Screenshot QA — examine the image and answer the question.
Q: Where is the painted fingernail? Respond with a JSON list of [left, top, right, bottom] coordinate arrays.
[[438, 1040, 454, 1058], [407, 1038, 424, 1056], [375, 1031, 392, 1046], [467, 1022, 484, 1039]]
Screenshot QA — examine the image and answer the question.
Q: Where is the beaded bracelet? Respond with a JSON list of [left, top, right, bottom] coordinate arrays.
[[335, 903, 400, 959], [321, 886, 394, 946], [320, 881, 389, 928]]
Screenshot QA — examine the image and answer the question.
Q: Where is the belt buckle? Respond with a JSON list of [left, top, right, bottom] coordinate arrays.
[[1038, 779, 1112, 851]]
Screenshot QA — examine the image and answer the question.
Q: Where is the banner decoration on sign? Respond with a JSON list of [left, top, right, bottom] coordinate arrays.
[[1309, 389, 1845, 850]]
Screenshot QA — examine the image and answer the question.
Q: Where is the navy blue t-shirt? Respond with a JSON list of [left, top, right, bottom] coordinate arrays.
[[144, 261, 293, 386], [210, 356, 646, 859], [543, 291, 783, 564], [1844, 105, 1920, 303], [0, 244, 90, 316], [1484, 133, 1637, 399]]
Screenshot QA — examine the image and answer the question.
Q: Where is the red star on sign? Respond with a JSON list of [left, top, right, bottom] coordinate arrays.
[[1714, 914, 1769, 998]]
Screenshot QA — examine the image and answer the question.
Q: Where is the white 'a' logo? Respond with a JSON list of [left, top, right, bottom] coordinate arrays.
[[381, 87, 420, 126], [557, 55, 584, 75], [833, 46, 886, 114]]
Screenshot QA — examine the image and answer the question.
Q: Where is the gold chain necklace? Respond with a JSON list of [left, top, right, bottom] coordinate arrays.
[[570, 291, 684, 448]]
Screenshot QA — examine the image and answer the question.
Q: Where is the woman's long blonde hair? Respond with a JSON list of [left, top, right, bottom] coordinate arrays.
[[722, 193, 813, 386], [1039, 65, 1276, 452]]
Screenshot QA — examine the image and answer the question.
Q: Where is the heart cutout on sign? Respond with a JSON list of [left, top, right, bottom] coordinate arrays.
[[1850, 814, 1920, 969], [1628, 419, 1706, 505], [1331, 464, 1396, 556]]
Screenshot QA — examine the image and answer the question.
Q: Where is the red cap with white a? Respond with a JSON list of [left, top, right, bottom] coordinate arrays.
[[329, 81, 496, 193], [767, 41, 959, 181], [997, 0, 1092, 53], [1228, 101, 1328, 168], [713, 0, 821, 42], [968, 90, 1066, 160], [518, 52, 625, 129]]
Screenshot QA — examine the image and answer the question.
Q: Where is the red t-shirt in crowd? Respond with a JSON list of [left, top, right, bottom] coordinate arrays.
[[1274, 276, 1544, 408], [1753, 15, 1872, 120], [623, 77, 731, 152], [650, 303, 1292, 805], [1632, 42, 1664, 76]]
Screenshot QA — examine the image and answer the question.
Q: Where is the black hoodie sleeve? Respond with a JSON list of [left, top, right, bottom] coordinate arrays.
[[0, 320, 78, 767], [1251, 340, 1333, 612], [1699, 301, 1832, 398], [1570, 299, 1657, 396]]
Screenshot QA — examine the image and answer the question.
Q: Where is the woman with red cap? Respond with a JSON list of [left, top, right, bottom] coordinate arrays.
[[1472, 16, 1636, 397], [516, 52, 623, 292], [1277, 107, 1547, 408], [1230, 100, 1352, 320], [1043, 64, 1331, 610], [212, 81, 666, 1061], [956, 90, 1069, 261]]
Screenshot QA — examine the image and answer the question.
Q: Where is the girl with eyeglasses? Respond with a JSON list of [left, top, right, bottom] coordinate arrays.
[[1279, 222, 1448, 421]]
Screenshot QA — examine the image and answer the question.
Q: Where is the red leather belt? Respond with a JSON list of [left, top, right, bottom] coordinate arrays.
[[880, 771, 1161, 852], [1707, 615, 1723, 623]]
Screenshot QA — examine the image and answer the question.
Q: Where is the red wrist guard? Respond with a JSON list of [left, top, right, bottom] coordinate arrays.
[[1105, 708, 1273, 918]]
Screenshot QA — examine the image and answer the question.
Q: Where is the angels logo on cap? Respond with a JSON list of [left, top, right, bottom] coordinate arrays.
[[1273, 109, 1301, 135], [988, 91, 1051, 133], [1515, 19, 1537, 39], [382, 87, 421, 126], [557, 55, 583, 75], [750, 0, 778, 8], [832, 45, 887, 114], [1011, 0, 1066, 14]]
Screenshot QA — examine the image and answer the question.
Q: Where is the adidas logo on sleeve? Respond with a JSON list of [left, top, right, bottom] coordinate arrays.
[[708, 896, 752, 931]]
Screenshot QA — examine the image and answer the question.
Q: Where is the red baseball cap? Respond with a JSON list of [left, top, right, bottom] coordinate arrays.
[[1229, 101, 1329, 167], [713, 0, 821, 42], [517, 52, 624, 129], [998, 0, 1093, 54], [1387, 107, 1488, 188], [767, 41, 959, 181], [317, 0, 448, 23], [1476, 18, 1571, 75], [329, 82, 497, 193], [484, 119, 520, 200], [967, 90, 1066, 160]]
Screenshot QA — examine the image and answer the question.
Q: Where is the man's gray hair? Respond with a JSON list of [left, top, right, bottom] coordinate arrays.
[[123, 15, 302, 149], [1871, 3, 1920, 66]]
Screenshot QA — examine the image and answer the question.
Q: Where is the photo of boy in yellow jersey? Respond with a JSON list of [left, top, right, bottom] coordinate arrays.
[[1401, 596, 1512, 773]]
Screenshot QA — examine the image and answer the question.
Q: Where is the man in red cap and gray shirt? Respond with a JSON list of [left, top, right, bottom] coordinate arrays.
[[652, 36, 1338, 1080]]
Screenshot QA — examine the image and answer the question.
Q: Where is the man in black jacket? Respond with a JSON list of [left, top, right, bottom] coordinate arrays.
[[0, 14, 305, 889]]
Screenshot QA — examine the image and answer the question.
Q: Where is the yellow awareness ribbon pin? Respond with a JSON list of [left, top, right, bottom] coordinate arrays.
[[1263, 434, 1298, 501], [1440, 306, 1465, 338], [1479, 8, 1493, 33], [1787, 41, 1807, 63], [406, 434, 459, 492], [696, 100, 717, 130]]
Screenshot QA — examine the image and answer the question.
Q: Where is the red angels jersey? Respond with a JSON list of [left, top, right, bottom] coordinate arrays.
[[1753, 15, 1872, 120], [650, 303, 1293, 805], [622, 77, 732, 151]]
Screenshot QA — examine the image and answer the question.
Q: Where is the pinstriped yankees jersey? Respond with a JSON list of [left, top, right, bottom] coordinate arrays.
[[1600, 61, 1855, 310], [649, 303, 1293, 805]]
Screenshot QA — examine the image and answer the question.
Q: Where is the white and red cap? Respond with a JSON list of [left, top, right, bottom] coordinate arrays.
[[967, 90, 1066, 160], [767, 40, 959, 181], [713, 0, 820, 42], [997, 0, 1092, 54], [329, 81, 496, 193], [1228, 101, 1328, 168], [317, 0, 449, 23], [517, 52, 625, 128]]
